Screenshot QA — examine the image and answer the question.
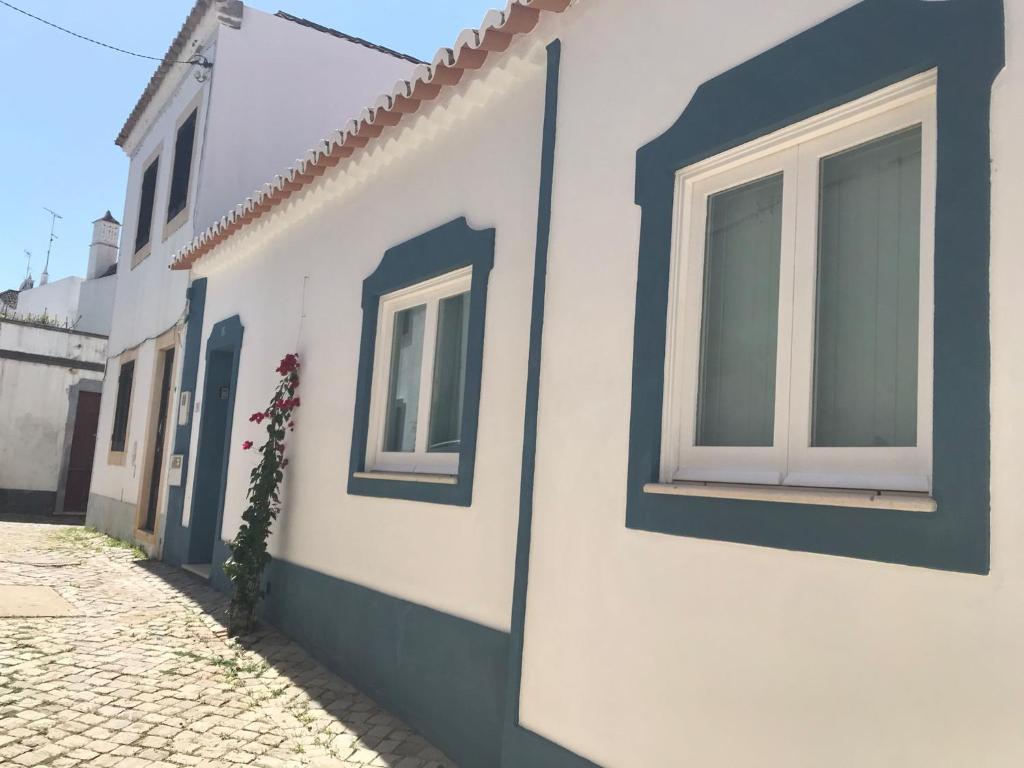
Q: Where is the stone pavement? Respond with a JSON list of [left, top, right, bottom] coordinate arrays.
[[0, 521, 455, 768]]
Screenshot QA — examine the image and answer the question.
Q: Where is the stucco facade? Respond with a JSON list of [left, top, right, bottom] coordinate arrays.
[[87, 2, 417, 554], [147, 1, 1024, 767]]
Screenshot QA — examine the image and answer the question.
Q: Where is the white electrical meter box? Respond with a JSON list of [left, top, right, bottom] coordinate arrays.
[[178, 391, 192, 426], [168, 455, 184, 487]]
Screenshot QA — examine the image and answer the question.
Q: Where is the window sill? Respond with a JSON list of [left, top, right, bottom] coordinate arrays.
[[353, 470, 458, 485], [643, 481, 936, 513]]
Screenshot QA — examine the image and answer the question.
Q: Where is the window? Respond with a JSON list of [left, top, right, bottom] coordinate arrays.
[[167, 108, 197, 223], [111, 359, 135, 454], [662, 76, 935, 494], [348, 218, 494, 506], [134, 156, 159, 255], [368, 269, 472, 475]]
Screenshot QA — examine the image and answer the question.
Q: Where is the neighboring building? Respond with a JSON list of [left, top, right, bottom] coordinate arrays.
[[158, 0, 1022, 766], [85, 0, 419, 552], [16, 212, 120, 335], [0, 318, 106, 516]]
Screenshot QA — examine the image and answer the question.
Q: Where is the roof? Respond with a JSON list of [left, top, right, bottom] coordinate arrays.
[[172, 0, 572, 271], [95, 211, 121, 225], [274, 11, 424, 65], [116, 0, 243, 149]]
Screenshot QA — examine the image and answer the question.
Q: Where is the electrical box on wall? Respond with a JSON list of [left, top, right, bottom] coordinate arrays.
[[178, 391, 191, 426], [167, 455, 184, 487]]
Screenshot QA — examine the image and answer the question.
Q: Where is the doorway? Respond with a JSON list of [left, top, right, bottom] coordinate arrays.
[[141, 348, 176, 532], [187, 317, 243, 571], [61, 390, 101, 514]]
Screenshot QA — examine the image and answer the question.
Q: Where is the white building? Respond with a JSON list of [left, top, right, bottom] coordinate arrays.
[[15, 212, 121, 336], [85, 0, 419, 551], [0, 318, 107, 516], [158, 0, 1024, 766]]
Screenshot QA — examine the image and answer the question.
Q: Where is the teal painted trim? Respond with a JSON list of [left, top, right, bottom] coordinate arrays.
[[501, 39, 601, 768], [263, 558, 510, 768], [347, 217, 495, 506], [163, 278, 207, 567], [187, 314, 243, 576], [628, 0, 1003, 573]]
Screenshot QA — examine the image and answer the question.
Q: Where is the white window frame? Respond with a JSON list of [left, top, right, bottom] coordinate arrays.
[[661, 71, 936, 494], [365, 267, 472, 475]]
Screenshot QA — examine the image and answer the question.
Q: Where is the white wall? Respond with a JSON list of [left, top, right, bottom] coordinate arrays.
[[92, 4, 420, 540], [511, 2, 1024, 767], [77, 274, 117, 336], [189, 38, 549, 631], [16, 277, 82, 327], [196, 7, 417, 233], [0, 321, 105, 492]]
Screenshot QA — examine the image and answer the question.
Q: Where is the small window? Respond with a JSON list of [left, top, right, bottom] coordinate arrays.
[[663, 80, 935, 493], [111, 360, 135, 453], [134, 156, 159, 255], [367, 269, 472, 475], [167, 109, 197, 223]]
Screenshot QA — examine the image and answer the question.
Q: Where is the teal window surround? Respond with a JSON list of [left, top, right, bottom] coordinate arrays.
[[347, 218, 494, 506], [627, 0, 1004, 574]]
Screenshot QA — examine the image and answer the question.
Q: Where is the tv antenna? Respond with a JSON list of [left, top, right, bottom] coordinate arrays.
[[42, 206, 61, 284], [23, 249, 32, 279]]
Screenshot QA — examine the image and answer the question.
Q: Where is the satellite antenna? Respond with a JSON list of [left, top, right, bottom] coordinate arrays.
[[42, 207, 62, 285]]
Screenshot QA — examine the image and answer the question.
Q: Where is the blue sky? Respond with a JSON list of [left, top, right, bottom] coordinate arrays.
[[0, 0, 500, 291]]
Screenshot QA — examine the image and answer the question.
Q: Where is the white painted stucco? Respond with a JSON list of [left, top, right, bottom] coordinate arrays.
[[0, 321, 105, 493], [188, 37, 548, 631], [182, 0, 1024, 765], [89, 3, 419, 547], [16, 277, 83, 327], [511, 2, 1024, 767]]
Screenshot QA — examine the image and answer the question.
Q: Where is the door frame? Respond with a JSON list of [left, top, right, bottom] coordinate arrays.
[[54, 379, 103, 516], [135, 328, 179, 550], [186, 315, 244, 571]]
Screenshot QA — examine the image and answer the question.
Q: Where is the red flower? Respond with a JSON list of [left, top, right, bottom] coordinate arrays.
[[241, 440, 253, 450], [281, 459, 289, 468], [249, 411, 266, 424], [276, 353, 300, 375]]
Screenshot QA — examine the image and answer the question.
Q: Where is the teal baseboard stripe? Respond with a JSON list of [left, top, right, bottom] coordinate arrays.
[[502, 38, 601, 768], [264, 558, 510, 768]]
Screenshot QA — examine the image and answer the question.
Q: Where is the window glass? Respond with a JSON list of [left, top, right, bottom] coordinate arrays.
[[135, 158, 159, 253], [167, 109, 197, 222], [111, 360, 135, 452], [428, 291, 471, 452], [812, 126, 921, 447], [383, 305, 426, 452], [696, 174, 783, 447]]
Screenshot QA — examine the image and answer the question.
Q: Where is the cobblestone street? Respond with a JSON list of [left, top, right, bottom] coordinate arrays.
[[0, 521, 454, 768]]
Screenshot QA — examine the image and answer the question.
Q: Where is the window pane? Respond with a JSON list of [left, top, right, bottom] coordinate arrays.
[[135, 159, 158, 253], [696, 173, 783, 447], [167, 109, 197, 221], [812, 126, 921, 447], [111, 361, 135, 452], [383, 305, 425, 452], [428, 292, 470, 452]]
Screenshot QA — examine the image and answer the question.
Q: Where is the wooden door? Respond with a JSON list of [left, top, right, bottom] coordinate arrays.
[[63, 391, 101, 513], [143, 349, 175, 532]]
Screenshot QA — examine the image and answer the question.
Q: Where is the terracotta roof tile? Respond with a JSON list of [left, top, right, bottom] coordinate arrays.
[[171, 0, 572, 271]]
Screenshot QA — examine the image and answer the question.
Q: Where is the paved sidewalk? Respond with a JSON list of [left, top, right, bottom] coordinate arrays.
[[0, 521, 454, 768]]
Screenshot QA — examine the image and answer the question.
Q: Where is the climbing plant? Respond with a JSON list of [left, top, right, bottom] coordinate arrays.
[[224, 352, 300, 636]]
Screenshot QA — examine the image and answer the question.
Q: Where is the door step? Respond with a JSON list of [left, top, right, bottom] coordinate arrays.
[[182, 563, 212, 580]]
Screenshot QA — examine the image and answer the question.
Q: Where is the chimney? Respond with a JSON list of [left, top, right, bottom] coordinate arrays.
[[87, 211, 121, 280]]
